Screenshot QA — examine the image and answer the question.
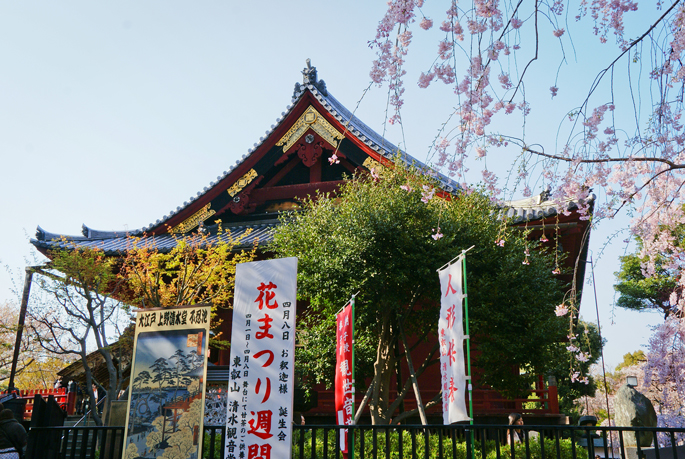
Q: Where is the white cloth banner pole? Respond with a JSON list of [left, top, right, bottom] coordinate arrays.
[[224, 257, 298, 459], [438, 258, 469, 423]]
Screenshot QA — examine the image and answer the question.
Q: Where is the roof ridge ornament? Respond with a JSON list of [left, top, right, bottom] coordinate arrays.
[[293, 58, 327, 99]]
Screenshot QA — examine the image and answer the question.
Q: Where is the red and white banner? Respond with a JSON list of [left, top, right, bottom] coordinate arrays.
[[224, 257, 298, 459], [335, 302, 354, 453], [438, 259, 469, 424]]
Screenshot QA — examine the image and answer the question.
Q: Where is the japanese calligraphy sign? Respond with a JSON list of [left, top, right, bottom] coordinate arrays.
[[335, 302, 354, 454], [122, 305, 211, 459], [438, 259, 469, 424], [224, 257, 298, 459]]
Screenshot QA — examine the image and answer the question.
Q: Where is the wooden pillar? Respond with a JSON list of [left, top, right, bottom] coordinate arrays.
[[8, 268, 34, 392]]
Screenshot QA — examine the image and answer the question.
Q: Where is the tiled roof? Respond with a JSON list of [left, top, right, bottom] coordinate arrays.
[[293, 62, 460, 194], [33, 220, 278, 256], [32, 60, 573, 255], [33, 194, 587, 255], [137, 60, 460, 234], [502, 190, 594, 224]]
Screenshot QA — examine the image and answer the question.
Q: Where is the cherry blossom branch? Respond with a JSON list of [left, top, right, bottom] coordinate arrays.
[[609, 166, 684, 217], [566, 0, 682, 144], [519, 143, 685, 169], [509, 0, 539, 102]]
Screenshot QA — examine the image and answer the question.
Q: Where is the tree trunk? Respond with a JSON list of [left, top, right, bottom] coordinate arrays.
[[80, 347, 102, 426], [400, 323, 428, 425], [369, 309, 397, 425]]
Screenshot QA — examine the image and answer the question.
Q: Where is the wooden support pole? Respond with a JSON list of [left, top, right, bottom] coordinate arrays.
[[9, 268, 34, 391], [399, 323, 428, 425]]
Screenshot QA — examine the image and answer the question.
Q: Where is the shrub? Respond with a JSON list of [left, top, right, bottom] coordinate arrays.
[[293, 427, 588, 459]]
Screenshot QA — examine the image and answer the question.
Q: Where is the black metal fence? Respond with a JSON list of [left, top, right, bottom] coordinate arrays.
[[26, 425, 124, 459], [25, 423, 685, 459]]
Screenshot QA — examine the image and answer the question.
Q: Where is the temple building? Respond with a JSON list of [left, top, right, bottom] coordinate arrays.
[[31, 61, 591, 424]]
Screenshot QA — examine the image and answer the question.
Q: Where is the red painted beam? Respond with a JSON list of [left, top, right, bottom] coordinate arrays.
[[251, 181, 344, 202]]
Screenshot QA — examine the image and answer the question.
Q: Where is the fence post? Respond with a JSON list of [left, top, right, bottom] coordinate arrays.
[[466, 427, 473, 459], [548, 385, 559, 414]]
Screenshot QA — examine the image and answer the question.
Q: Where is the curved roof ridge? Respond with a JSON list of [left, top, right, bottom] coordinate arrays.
[[81, 224, 143, 239], [502, 191, 596, 224], [140, 89, 308, 233], [34, 59, 462, 244], [302, 67, 460, 194]]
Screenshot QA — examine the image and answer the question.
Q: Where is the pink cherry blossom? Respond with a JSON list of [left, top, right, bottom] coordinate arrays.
[[418, 71, 435, 88], [420, 18, 433, 30], [370, 0, 685, 423], [555, 304, 569, 316], [421, 185, 435, 203]]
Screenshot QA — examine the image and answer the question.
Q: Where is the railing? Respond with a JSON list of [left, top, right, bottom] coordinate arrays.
[[470, 387, 559, 415], [70, 395, 107, 428], [313, 386, 560, 416], [0, 388, 72, 420], [26, 425, 124, 459], [25, 423, 685, 459]]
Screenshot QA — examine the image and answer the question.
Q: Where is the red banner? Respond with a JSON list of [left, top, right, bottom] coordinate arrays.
[[335, 302, 354, 454]]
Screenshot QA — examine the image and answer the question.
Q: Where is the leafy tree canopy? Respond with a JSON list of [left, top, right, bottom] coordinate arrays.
[[30, 247, 128, 426], [614, 235, 684, 319], [120, 229, 257, 347], [271, 166, 567, 424], [548, 320, 603, 422], [615, 350, 646, 372], [0, 301, 73, 390]]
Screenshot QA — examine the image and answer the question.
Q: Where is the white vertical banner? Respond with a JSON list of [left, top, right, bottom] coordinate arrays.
[[224, 257, 298, 459], [438, 258, 469, 424]]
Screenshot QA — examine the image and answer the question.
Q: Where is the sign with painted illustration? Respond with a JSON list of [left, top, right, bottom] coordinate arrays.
[[123, 305, 211, 459], [224, 257, 298, 459]]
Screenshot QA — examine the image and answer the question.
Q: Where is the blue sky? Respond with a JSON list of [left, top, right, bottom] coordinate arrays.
[[133, 329, 205, 375], [0, 1, 665, 372]]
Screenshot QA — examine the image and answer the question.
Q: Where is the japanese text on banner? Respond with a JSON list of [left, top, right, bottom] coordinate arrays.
[[224, 258, 298, 459], [335, 303, 354, 454], [438, 259, 469, 424]]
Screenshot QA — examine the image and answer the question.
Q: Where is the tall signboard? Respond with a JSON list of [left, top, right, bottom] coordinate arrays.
[[224, 257, 298, 459], [123, 304, 211, 459]]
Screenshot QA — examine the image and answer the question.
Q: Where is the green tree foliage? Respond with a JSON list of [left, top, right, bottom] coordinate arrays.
[[29, 247, 128, 426], [0, 301, 74, 390], [547, 321, 603, 422], [271, 167, 566, 424], [615, 350, 646, 372], [614, 222, 685, 319], [121, 228, 257, 347], [614, 251, 679, 319]]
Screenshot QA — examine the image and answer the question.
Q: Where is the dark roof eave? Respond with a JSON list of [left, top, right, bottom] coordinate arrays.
[[31, 220, 279, 256]]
